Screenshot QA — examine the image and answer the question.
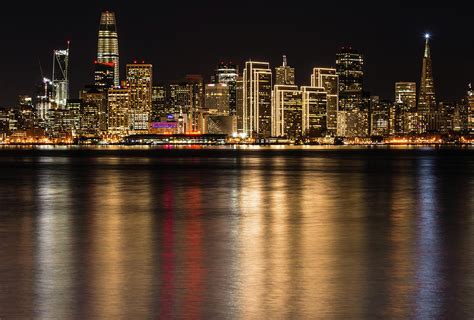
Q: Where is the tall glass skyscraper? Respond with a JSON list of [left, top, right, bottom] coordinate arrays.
[[418, 34, 436, 114], [215, 62, 238, 115], [336, 47, 364, 111], [97, 11, 119, 87]]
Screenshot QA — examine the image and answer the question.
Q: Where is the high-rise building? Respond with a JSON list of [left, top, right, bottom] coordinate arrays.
[[168, 76, 204, 133], [94, 61, 115, 90], [236, 76, 244, 133], [393, 82, 418, 133], [65, 99, 81, 136], [418, 34, 436, 115], [275, 55, 295, 85], [243, 61, 272, 137], [395, 82, 417, 111], [312, 68, 339, 136], [336, 47, 364, 111], [468, 84, 474, 134], [126, 63, 152, 132], [370, 97, 390, 136], [215, 62, 238, 115], [205, 83, 230, 115], [272, 85, 303, 138], [108, 88, 131, 136], [97, 11, 119, 87], [17, 96, 35, 132], [151, 85, 167, 120], [80, 86, 108, 135], [301, 86, 328, 138], [52, 43, 69, 109]]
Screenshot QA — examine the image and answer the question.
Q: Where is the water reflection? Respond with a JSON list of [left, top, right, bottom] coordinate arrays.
[[0, 147, 473, 318]]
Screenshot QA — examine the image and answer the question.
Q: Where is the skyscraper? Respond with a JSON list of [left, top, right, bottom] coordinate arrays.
[[395, 82, 417, 111], [302, 86, 328, 138], [272, 85, 303, 138], [336, 47, 364, 111], [126, 63, 153, 132], [394, 82, 418, 133], [94, 61, 115, 90], [312, 68, 339, 136], [108, 88, 131, 136], [151, 85, 167, 120], [79, 87, 107, 135], [336, 47, 368, 137], [52, 43, 69, 109], [468, 84, 474, 134], [205, 83, 230, 115], [98, 11, 119, 87], [215, 62, 238, 115], [418, 34, 436, 115], [275, 55, 295, 85], [243, 61, 272, 137]]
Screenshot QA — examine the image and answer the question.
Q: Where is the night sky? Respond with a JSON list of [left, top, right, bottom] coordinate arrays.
[[0, 1, 472, 106]]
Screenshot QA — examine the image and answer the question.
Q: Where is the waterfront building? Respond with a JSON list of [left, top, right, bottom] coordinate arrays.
[[272, 85, 303, 138], [312, 68, 339, 136], [242, 61, 272, 137], [468, 84, 474, 134], [215, 62, 238, 115], [336, 47, 364, 111], [107, 87, 131, 136], [80, 87, 107, 136], [205, 83, 230, 115], [126, 63, 152, 133], [302, 86, 328, 138]]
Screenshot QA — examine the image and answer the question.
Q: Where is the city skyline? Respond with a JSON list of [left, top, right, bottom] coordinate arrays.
[[0, 2, 472, 106]]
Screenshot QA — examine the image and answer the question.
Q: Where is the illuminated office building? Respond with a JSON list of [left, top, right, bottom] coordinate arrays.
[[169, 83, 192, 113], [336, 47, 364, 111], [94, 61, 115, 90], [107, 88, 131, 136], [236, 76, 244, 132], [312, 68, 339, 135], [302, 86, 328, 138], [275, 55, 295, 85], [126, 63, 152, 132], [215, 62, 238, 115], [395, 82, 417, 111], [243, 61, 272, 137], [152, 85, 166, 120], [272, 85, 303, 138], [97, 11, 120, 86], [370, 97, 390, 136], [17, 96, 35, 131], [468, 84, 474, 134], [393, 82, 418, 133], [52, 43, 69, 109], [418, 34, 437, 114], [65, 99, 81, 136], [80, 87, 108, 135], [205, 83, 230, 115]]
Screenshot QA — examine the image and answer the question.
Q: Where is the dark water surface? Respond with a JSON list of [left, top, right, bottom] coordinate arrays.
[[1, 146, 474, 319]]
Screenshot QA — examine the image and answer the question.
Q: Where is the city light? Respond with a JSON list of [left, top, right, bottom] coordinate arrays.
[[0, 11, 472, 146]]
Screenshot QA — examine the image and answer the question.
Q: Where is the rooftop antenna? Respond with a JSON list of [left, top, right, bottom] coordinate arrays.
[[283, 55, 287, 67]]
